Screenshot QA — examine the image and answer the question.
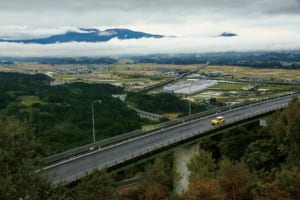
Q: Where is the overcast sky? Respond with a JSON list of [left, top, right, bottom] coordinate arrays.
[[0, 0, 300, 56]]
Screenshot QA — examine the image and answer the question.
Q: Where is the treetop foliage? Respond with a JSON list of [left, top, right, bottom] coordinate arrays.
[[0, 72, 142, 156]]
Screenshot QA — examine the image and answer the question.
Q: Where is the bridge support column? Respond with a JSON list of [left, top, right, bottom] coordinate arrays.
[[174, 143, 200, 194]]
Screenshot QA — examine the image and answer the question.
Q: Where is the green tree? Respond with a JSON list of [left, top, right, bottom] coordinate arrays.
[[187, 150, 217, 183], [0, 117, 52, 200], [275, 167, 300, 199], [219, 126, 259, 161], [184, 150, 224, 200], [183, 179, 225, 200], [185, 151, 254, 200], [269, 97, 300, 169], [140, 158, 174, 200], [74, 169, 118, 200], [242, 139, 280, 172], [218, 159, 255, 200], [253, 167, 300, 200], [126, 92, 207, 115]]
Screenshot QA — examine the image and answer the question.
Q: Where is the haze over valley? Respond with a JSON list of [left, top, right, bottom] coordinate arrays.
[[1, 1, 300, 200]]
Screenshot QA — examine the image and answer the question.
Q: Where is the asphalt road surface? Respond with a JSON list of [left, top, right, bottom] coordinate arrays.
[[46, 94, 296, 183]]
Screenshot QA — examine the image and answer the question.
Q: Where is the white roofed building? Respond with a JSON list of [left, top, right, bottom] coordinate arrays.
[[163, 80, 218, 95]]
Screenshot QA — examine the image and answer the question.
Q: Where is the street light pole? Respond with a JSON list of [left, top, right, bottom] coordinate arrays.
[[189, 84, 191, 116], [92, 100, 102, 146]]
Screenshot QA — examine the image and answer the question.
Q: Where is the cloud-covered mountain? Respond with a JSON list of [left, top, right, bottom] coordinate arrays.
[[0, 28, 165, 44], [220, 32, 238, 37]]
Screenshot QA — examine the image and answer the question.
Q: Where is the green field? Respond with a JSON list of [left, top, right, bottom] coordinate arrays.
[[1, 63, 299, 96], [201, 65, 300, 81], [210, 83, 249, 90], [18, 96, 41, 106]]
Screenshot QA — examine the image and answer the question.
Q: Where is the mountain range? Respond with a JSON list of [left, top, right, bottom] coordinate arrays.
[[0, 28, 165, 44], [0, 28, 238, 45], [220, 32, 238, 37]]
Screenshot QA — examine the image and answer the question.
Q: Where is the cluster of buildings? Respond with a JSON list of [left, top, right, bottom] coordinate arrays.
[[56, 65, 106, 75]]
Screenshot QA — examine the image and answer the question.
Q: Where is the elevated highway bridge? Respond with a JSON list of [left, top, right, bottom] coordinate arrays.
[[45, 93, 298, 183]]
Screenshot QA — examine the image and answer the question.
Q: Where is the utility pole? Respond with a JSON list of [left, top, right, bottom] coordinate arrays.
[[92, 100, 102, 147], [189, 84, 191, 116]]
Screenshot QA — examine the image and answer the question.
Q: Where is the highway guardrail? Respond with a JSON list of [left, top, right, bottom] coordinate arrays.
[[44, 91, 298, 165]]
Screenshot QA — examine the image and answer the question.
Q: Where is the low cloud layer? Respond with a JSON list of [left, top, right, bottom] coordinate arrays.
[[0, 0, 299, 56], [1, 30, 299, 57]]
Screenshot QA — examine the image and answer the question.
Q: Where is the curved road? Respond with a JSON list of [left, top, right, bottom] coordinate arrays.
[[46, 94, 296, 183]]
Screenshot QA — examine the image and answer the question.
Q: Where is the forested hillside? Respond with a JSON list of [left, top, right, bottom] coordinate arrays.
[[126, 92, 208, 115], [0, 72, 143, 155]]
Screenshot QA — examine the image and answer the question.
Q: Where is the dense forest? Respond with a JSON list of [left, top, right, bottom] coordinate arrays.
[[0, 72, 143, 156], [126, 92, 209, 115]]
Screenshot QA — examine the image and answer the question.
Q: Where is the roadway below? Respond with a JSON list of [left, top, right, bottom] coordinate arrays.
[[46, 94, 297, 183]]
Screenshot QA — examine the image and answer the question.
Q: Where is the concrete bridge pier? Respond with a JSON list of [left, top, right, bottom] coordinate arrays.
[[174, 142, 200, 194]]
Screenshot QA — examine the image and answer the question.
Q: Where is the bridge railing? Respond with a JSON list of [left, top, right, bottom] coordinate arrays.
[[44, 91, 297, 165], [44, 129, 145, 165], [102, 103, 289, 172], [52, 102, 289, 183]]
